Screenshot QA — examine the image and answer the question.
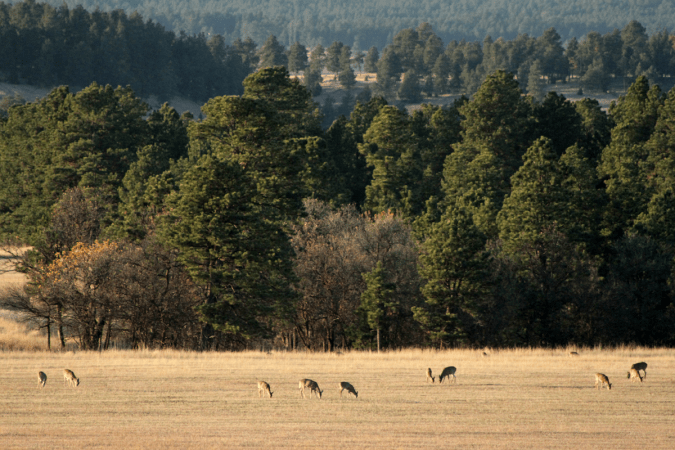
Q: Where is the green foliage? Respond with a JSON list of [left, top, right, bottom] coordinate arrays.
[[360, 106, 424, 218], [0, 83, 149, 243], [360, 261, 397, 347], [287, 41, 308, 73], [257, 35, 288, 68], [157, 154, 288, 340], [415, 208, 488, 346], [599, 76, 664, 239]]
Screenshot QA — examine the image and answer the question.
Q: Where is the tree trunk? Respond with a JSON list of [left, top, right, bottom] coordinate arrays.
[[377, 328, 380, 353], [56, 304, 66, 349]]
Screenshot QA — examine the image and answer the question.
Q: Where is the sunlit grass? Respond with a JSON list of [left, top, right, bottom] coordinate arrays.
[[1, 345, 674, 449]]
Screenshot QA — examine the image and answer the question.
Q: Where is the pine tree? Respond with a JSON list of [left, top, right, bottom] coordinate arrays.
[[398, 69, 422, 103], [359, 106, 423, 218], [498, 137, 567, 251], [599, 76, 663, 240], [364, 46, 379, 73], [287, 41, 308, 73], [360, 261, 396, 351], [414, 208, 488, 347], [257, 35, 287, 69]]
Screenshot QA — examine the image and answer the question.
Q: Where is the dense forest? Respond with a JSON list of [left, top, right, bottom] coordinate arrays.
[[0, 0, 259, 102], [38, 0, 675, 49], [2, 1, 675, 112], [2, 1, 675, 351], [2, 65, 675, 351]]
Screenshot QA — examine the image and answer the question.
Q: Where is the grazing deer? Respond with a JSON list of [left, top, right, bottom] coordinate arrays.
[[38, 371, 47, 388], [569, 351, 580, 357], [426, 368, 435, 383], [257, 381, 273, 398], [630, 362, 648, 379], [595, 373, 611, 390], [482, 351, 490, 357], [339, 381, 358, 398], [439, 366, 457, 384], [299, 379, 323, 399], [63, 369, 79, 387], [627, 368, 643, 383]]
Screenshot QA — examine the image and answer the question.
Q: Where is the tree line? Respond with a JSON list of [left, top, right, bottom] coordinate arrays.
[[1, 66, 675, 351], [5, 2, 675, 111], [0, 0, 257, 103], [38, 0, 675, 50]]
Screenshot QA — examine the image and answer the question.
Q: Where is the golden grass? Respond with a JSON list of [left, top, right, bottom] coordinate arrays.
[[1, 346, 674, 449], [0, 316, 47, 351]]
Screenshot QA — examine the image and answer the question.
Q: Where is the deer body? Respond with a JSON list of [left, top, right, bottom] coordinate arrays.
[[339, 381, 358, 398], [299, 379, 323, 399], [38, 371, 47, 388], [426, 368, 435, 383], [439, 366, 456, 384], [631, 362, 648, 378], [627, 368, 643, 383], [63, 369, 79, 387], [257, 381, 273, 398], [595, 373, 611, 390]]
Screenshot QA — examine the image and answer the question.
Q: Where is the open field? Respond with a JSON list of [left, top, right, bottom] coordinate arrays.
[[1, 347, 674, 449]]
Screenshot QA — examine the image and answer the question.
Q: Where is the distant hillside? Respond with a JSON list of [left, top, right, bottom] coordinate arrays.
[[43, 0, 675, 48]]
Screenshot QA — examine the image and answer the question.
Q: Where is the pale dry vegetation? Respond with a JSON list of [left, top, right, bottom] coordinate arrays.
[[0, 346, 674, 449]]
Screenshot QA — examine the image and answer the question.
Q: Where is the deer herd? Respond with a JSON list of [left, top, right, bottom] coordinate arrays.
[[35, 357, 650, 398]]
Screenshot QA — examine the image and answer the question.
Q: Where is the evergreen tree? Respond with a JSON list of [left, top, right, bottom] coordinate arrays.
[[364, 46, 379, 73], [157, 154, 292, 344], [326, 41, 345, 75], [574, 98, 614, 161], [598, 76, 663, 240], [498, 137, 567, 251], [257, 35, 288, 68], [360, 261, 397, 351], [287, 41, 308, 73], [441, 71, 533, 237], [414, 208, 488, 347], [526, 59, 545, 102], [376, 48, 401, 97], [360, 106, 423, 218], [533, 92, 584, 157], [398, 70, 422, 103]]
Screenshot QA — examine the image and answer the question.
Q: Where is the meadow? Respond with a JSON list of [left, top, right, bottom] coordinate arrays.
[[1, 340, 674, 449]]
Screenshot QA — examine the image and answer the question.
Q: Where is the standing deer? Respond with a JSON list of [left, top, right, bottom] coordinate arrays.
[[627, 368, 643, 383], [439, 366, 457, 384], [595, 373, 611, 390], [63, 369, 79, 387], [569, 351, 580, 357], [426, 368, 435, 383], [339, 381, 358, 398], [630, 362, 648, 379], [257, 381, 273, 398], [38, 371, 47, 388], [299, 379, 323, 399]]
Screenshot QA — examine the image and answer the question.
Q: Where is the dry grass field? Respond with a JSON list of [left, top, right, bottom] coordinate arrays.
[[1, 346, 674, 449]]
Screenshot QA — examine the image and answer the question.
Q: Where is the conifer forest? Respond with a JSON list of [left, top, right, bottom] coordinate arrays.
[[1, 1, 675, 351]]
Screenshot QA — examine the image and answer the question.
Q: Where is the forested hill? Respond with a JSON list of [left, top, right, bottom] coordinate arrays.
[[42, 0, 675, 48]]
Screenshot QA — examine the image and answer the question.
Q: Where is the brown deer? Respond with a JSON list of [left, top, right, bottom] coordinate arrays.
[[257, 381, 273, 398], [426, 368, 435, 383], [439, 366, 457, 384], [38, 371, 47, 388], [63, 369, 79, 387], [339, 381, 358, 398], [627, 368, 643, 383], [595, 373, 611, 390], [299, 379, 323, 399]]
